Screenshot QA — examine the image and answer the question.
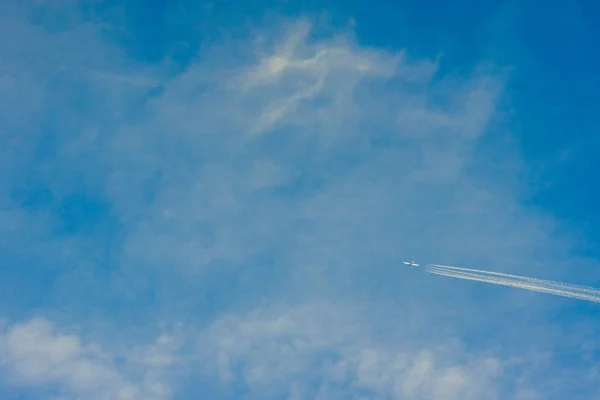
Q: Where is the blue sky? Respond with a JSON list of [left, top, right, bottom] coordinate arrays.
[[1, 0, 600, 399]]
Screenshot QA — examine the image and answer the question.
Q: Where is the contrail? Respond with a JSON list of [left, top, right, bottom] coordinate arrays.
[[424, 264, 600, 303], [428, 264, 600, 293]]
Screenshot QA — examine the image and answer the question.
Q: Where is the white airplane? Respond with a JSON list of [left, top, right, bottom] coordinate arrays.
[[403, 260, 420, 267]]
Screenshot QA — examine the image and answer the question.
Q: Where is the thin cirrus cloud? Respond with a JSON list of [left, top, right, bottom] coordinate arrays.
[[0, 2, 598, 399]]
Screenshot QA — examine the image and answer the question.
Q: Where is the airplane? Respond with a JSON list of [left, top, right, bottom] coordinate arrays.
[[403, 260, 420, 267]]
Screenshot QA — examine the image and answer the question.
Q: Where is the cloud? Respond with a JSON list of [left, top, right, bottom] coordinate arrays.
[[237, 19, 401, 134], [196, 303, 506, 400], [106, 17, 509, 284], [0, 318, 181, 400]]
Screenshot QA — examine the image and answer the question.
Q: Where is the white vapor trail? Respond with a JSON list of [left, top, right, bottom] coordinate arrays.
[[425, 264, 600, 303], [428, 264, 600, 293]]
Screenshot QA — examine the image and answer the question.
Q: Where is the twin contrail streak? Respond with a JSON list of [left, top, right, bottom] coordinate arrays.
[[424, 264, 600, 303]]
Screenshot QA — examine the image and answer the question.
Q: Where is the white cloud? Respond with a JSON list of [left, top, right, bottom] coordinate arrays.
[[195, 303, 505, 399], [0, 318, 181, 400]]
